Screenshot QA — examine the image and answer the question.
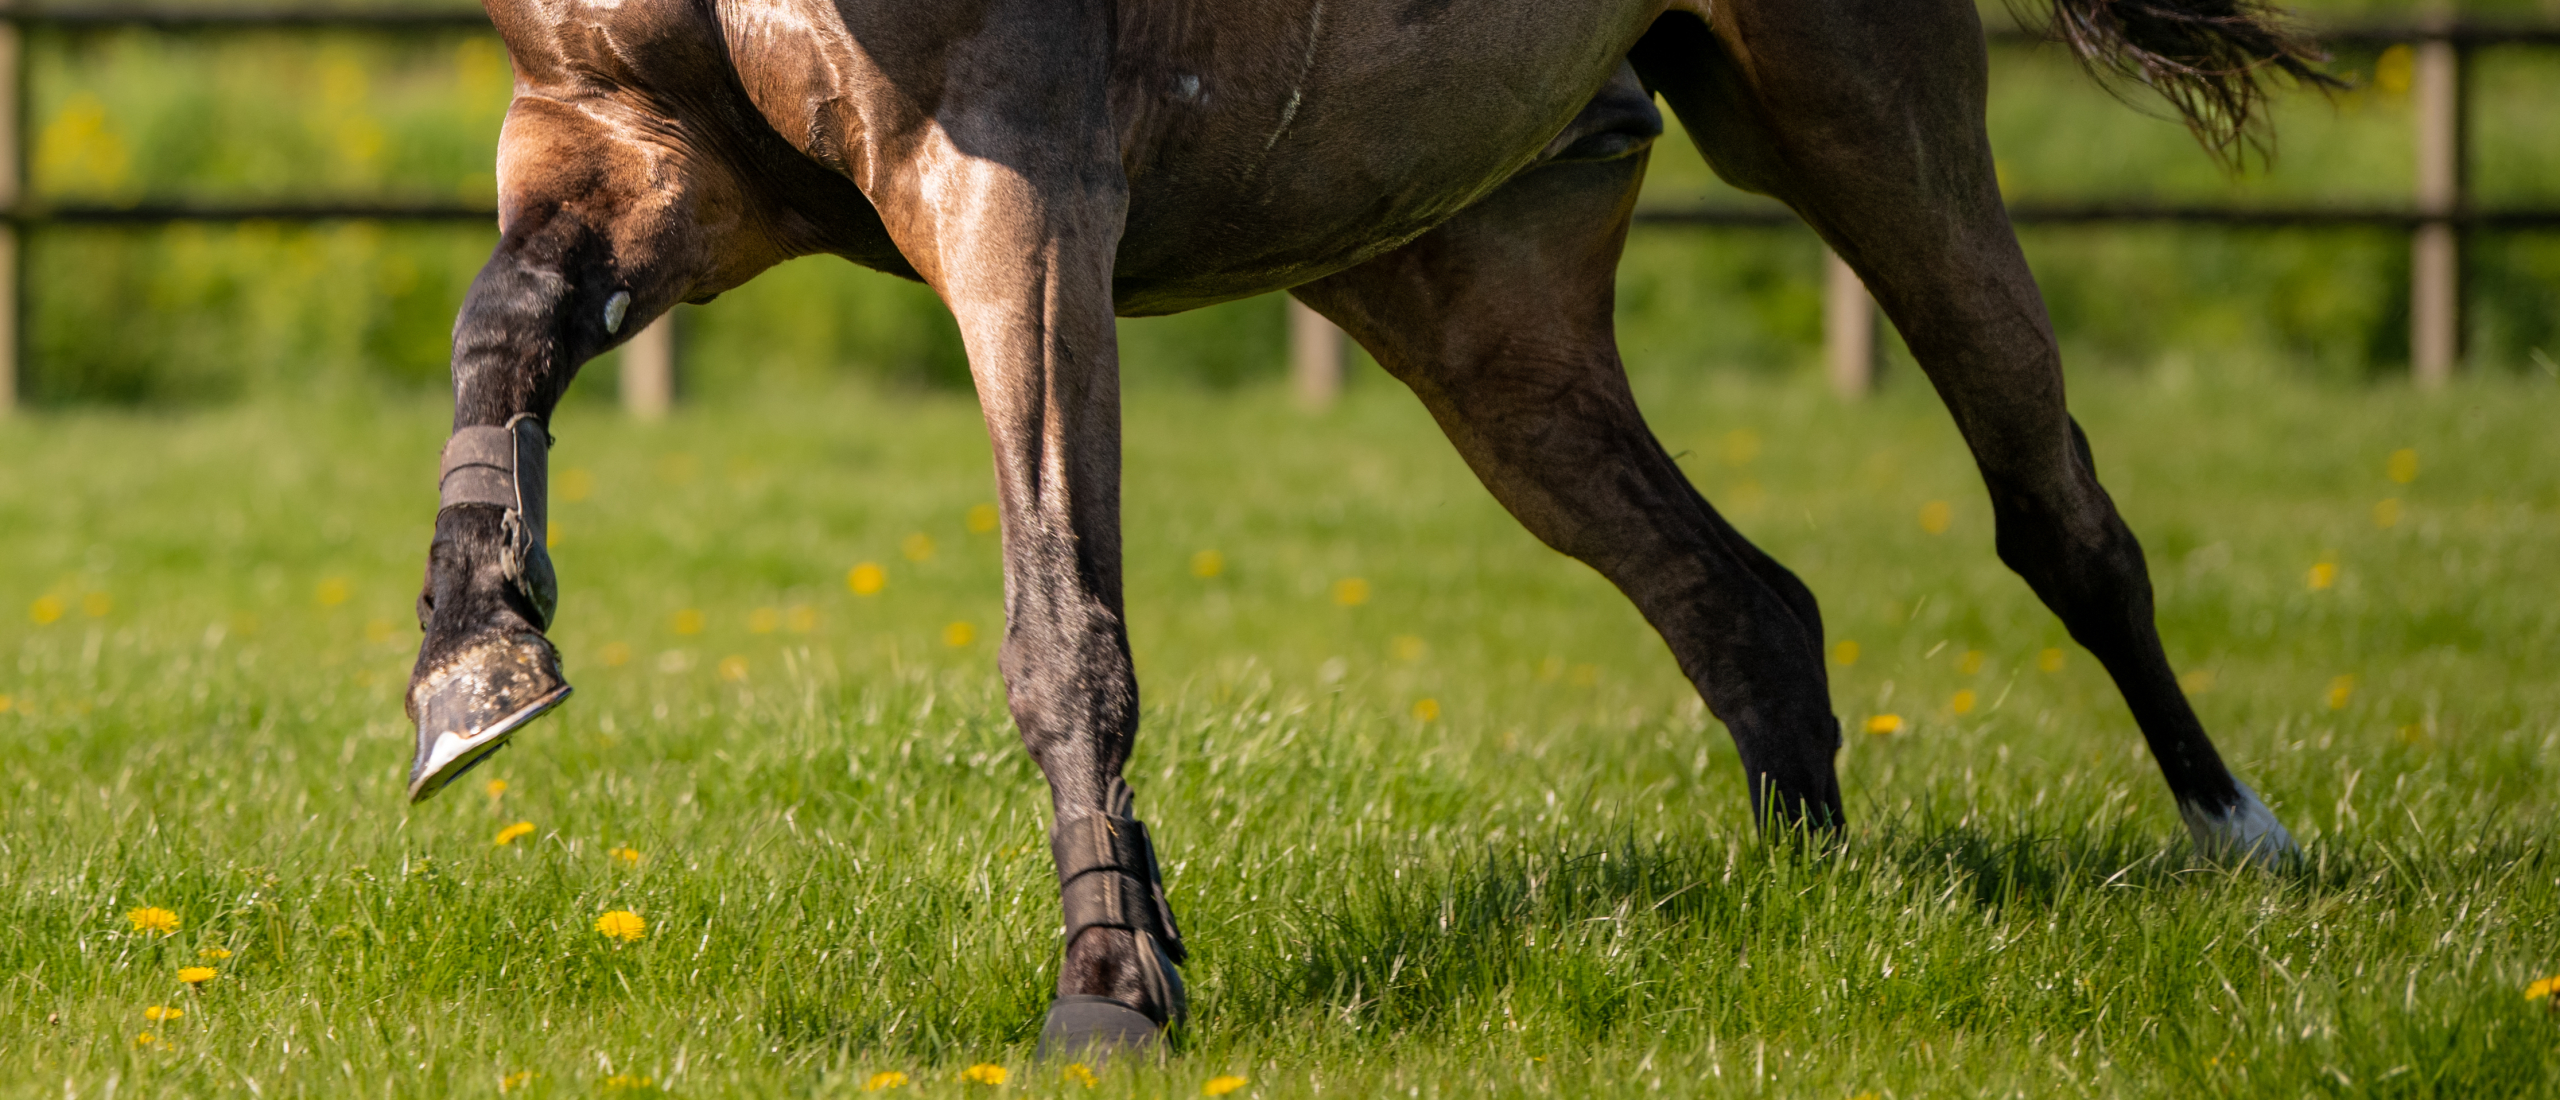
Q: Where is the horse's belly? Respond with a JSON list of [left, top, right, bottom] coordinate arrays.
[[1104, 0, 1657, 314]]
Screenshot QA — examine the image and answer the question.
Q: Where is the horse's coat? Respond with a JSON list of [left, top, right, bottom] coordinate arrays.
[[407, 0, 2324, 1048]]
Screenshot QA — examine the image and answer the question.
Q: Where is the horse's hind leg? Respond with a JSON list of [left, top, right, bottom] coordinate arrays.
[[406, 95, 786, 800], [1294, 137, 1847, 832], [1631, 1, 2296, 863]]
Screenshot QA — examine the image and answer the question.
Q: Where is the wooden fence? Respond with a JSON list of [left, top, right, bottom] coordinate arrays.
[[2, 8, 2556, 415]]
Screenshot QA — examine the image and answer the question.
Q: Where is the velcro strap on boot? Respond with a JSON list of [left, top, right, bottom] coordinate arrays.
[[1051, 813, 1186, 964], [438, 414, 557, 629]]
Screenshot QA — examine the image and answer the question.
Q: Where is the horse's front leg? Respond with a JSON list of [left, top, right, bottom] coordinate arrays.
[[846, 7, 1183, 1053]]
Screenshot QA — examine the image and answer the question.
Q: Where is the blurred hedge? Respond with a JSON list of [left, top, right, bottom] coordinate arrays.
[[15, 2, 2560, 405]]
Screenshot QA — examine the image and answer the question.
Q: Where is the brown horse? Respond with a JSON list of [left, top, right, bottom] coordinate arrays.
[[404, 0, 2329, 1053]]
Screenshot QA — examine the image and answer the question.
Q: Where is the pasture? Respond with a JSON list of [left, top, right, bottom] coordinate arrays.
[[3, 365, 2556, 1097]]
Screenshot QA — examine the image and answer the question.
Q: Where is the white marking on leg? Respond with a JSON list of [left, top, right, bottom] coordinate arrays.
[[603, 290, 632, 335], [2180, 778, 2301, 869]]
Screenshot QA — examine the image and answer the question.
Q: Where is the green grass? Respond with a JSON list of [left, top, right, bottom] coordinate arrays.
[[2, 367, 2558, 1098]]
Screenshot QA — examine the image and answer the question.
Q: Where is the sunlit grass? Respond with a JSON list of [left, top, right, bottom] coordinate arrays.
[[1, 367, 2555, 1097]]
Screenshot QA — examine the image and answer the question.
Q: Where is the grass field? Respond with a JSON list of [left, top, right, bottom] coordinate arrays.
[[3, 366, 2558, 1097]]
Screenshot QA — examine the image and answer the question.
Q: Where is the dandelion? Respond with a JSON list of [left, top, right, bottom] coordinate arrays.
[[1722, 428, 1760, 467], [197, 947, 231, 960], [602, 642, 633, 667], [82, 592, 112, 618], [943, 622, 976, 647], [2375, 44, 2415, 94], [1865, 714, 1902, 735], [0, 694, 13, 713], [1391, 635, 1427, 661], [967, 503, 1000, 533], [1950, 689, 1977, 715], [849, 562, 887, 595], [2326, 675, 2355, 710], [176, 967, 216, 984], [127, 907, 181, 936], [2527, 974, 2560, 1001], [671, 609, 705, 635], [143, 1005, 182, 1021], [1918, 500, 1953, 535], [1567, 663, 1600, 688], [364, 619, 395, 643], [485, 779, 509, 800], [1191, 550, 1226, 578], [961, 1063, 1007, 1085], [785, 605, 818, 632], [135, 1032, 158, 1047], [2373, 498, 2402, 529], [29, 595, 65, 625], [1332, 578, 1370, 607], [1831, 640, 1860, 667], [2307, 561, 2338, 591], [595, 910, 646, 943], [2398, 723, 2428, 746], [559, 466, 595, 502], [1411, 698, 1440, 722], [902, 533, 936, 562], [718, 655, 750, 682], [495, 821, 535, 846], [501, 1070, 535, 1092], [1203, 1076, 1248, 1097], [2037, 647, 2067, 673], [316, 577, 351, 607], [865, 1070, 910, 1091], [748, 607, 781, 634], [2180, 669, 2217, 694], [2386, 447, 2419, 484], [610, 847, 642, 866], [1959, 649, 1984, 675], [1061, 1063, 1098, 1088], [603, 1074, 653, 1090]]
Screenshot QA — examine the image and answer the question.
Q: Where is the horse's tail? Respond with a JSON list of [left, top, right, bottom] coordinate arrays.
[[2028, 0, 2342, 163]]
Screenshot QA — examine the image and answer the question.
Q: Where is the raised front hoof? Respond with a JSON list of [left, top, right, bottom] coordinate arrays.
[[2180, 779, 2304, 871], [407, 633, 570, 803], [1035, 996, 1162, 1063]]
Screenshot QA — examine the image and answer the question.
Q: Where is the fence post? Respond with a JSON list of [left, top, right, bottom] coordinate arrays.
[[1287, 297, 1343, 409], [620, 312, 674, 419], [1, 11, 21, 417], [2410, 29, 2463, 387], [1823, 247, 1874, 399]]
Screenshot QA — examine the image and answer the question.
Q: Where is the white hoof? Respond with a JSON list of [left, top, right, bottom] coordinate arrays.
[[2179, 779, 2301, 869]]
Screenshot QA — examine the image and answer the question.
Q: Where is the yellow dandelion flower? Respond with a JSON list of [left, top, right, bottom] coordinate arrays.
[[82, 592, 113, 618], [29, 595, 65, 625], [785, 605, 818, 632], [315, 577, 351, 607], [1849, 1093, 1881, 1100], [0, 693, 13, 713], [848, 562, 886, 596], [176, 967, 216, 984], [1950, 689, 1976, 715], [197, 947, 231, 960], [1567, 663, 1600, 687], [902, 533, 937, 562], [610, 847, 642, 866], [495, 821, 535, 846], [127, 907, 181, 936], [671, 608, 705, 635], [1722, 428, 1760, 467], [2326, 675, 2355, 711], [1203, 1075, 1248, 1096], [559, 466, 595, 502], [1411, 698, 1440, 722], [2386, 447, 2419, 484], [718, 655, 750, 681], [1831, 640, 1859, 667], [143, 1005, 182, 1021], [967, 503, 1001, 533], [485, 778, 509, 800], [1190, 550, 1225, 578], [2180, 669, 2217, 694], [602, 642, 633, 667], [501, 1070, 535, 1092], [595, 910, 647, 942], [1331, 577, 1370, 606], [961, 1063, 1007, 1085], [2307, 561, 2338, 591], [2037, 647, 2067, 673], [1390, 634, 1427, 662], [135, 1031, 158, 1047], [748, 607, 781, 634], [2373, 498, 2402, 529], [1917, 499, 1953, 535], [603, 1074, 653, 1090], [1061, 1063, 1098, 1088], [865, 1070, 910, 1091], [1865, 714, 1902, 735], [943, 621, 976, 647], [2526, 974, 2560, 1001], [1958, 649, 1985, 675]]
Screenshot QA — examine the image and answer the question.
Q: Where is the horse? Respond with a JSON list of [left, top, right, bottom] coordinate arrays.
[[403, 0, 2331, 1054]]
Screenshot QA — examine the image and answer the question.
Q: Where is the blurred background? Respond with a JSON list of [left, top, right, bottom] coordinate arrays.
[[2, 0, 2556, 409]]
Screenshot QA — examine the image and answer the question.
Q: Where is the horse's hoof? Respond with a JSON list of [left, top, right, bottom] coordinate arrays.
[[407, 632, 570, 803], [1035, 996, 1160, 1062]]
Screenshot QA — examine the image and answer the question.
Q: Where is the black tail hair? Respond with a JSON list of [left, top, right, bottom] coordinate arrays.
[[2026, 0, 2342, 165]]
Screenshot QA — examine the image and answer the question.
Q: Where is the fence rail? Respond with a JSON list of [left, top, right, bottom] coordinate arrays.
[[4, 7, 2558, 413]]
